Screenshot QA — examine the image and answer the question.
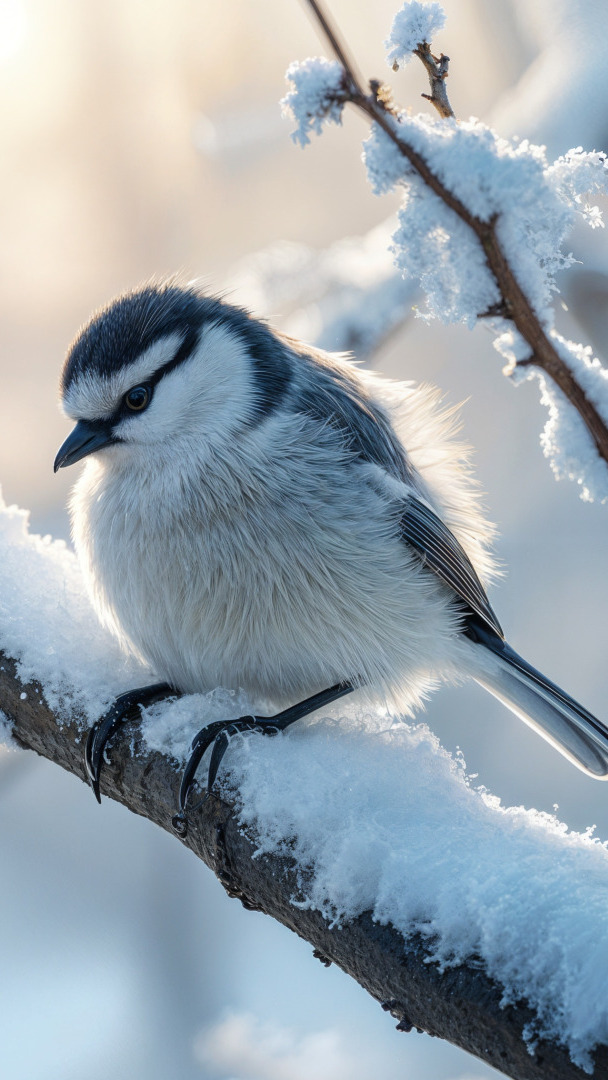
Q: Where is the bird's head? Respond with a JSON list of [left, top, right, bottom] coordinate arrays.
[[54, 282, 293, 473]]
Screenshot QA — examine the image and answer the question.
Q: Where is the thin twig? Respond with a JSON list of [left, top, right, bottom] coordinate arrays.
[[302, 0, 365, 93], [414, 44, 454, 119], [301, 0, 608, 468]]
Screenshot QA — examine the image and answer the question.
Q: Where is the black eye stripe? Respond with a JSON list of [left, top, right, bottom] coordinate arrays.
[[115, 327, 201, 422], [147, 325, 201, 389]]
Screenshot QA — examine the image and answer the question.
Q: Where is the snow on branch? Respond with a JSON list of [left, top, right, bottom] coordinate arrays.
[[3, 500, 608, 1077], [282, 57, 347, 147], [285, 0, 608, 502], [385, 1, 445, 68], [385, 1, 453, 119]]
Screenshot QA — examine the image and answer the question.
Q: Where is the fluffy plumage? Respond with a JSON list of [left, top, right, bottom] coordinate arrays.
[[57, 281, 608, 779]]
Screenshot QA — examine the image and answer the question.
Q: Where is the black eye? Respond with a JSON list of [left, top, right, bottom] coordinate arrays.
[[125, 385, 151, 412]]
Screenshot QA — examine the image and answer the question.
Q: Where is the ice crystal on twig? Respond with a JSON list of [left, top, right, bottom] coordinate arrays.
[[282, 57, 346, 147], [385, 1, 446, 69]]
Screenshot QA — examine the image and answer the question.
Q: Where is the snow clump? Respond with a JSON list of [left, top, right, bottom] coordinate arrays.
[[362, 114, 608, 499], [385, 1, 446, 69], [281, 58, 345, 148]]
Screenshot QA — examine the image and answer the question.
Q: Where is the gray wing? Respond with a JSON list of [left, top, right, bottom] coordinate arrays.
[[290, 341, 416, 486], [288, 342, 502, 637], [400, 496, 504, 639]]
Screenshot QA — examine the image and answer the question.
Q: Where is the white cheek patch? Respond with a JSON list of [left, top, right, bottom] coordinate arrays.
[[183, 321, 260, 433], [112, 321, 259, 446], [62, 332, 185, 420]]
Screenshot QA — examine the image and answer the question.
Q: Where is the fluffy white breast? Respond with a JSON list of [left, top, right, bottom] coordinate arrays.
[[70, 404, 465, 711]]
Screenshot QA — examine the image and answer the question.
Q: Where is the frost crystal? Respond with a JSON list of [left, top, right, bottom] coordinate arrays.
[[547, 148, 608, 228], [283, 17, 608, 499], [536, 334, 608, 503], [385, 1, 446, 69], [496, 330, 608, 503], [282, 58, 345, 148], [493, 328, 532, 375]]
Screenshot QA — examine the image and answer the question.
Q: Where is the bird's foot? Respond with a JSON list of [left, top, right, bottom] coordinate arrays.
[[85, 682, 179, 802], [173, 681, 354, 836]]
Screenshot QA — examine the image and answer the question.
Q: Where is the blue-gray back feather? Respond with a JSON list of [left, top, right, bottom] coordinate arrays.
[[285, 338, 416, 487]]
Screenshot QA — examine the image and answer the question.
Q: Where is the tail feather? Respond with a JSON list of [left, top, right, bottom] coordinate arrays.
[[470, 635, 608, 779]]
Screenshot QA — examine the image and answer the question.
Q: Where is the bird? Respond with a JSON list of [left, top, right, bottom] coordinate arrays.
[[54, 280, 608, 826]]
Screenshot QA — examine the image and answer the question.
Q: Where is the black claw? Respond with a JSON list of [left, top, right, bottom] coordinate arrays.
[[85, 700, 131, 795], [178, 717, 254, 813], [176, 682, 355, 822], [84, 724, 97, 784], [84, 682, 177, 802], [207, 731, 231, 791]]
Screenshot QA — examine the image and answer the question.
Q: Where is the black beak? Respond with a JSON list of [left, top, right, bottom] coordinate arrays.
[[54, 419, 115, 472]]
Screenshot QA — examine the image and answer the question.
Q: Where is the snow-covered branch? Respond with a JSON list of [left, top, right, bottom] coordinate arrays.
[[384, 0, 454, 119], [286, 0, 608, 502], [3, 497, 608, 1077], [2, 646, 603, 1080]]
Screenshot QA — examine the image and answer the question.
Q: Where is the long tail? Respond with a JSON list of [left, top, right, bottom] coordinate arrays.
[[469, 630, 608, 779]]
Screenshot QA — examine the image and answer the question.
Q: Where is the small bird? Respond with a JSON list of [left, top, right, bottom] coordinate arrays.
[[54, 281, 608, 822]]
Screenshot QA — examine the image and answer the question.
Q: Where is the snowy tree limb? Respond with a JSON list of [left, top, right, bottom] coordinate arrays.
[[301, 0, 608, 469], [2, 645, 606, 1080]]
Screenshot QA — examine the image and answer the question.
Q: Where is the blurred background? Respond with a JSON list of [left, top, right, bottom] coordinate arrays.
[[0, 0, 607, 1077]]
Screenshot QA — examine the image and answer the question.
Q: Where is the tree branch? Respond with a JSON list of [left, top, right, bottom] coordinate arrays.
[[302, 0, 608, 468], [413, 44, 454, 119], [2, 646, 606, 1080]]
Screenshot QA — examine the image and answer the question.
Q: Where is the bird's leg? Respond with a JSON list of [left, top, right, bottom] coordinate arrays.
[[173, 681, 354, 835], [85, 682, 180, 803]]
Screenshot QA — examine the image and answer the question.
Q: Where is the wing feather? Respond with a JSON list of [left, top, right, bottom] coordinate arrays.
[[400, 497, 503, 638]]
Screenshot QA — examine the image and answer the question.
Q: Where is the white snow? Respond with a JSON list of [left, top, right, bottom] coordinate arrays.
[[494, 330, 608, 503], [362, 114, 608, 329], [535, 334, 608, 503], [2, 492, 608, 1068], [162, 701, 608, 1073], [385, 2, 446, 69], [0, 491, 152, 724], [281, 58, 345, 149], [493, 327, 532, 374]]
